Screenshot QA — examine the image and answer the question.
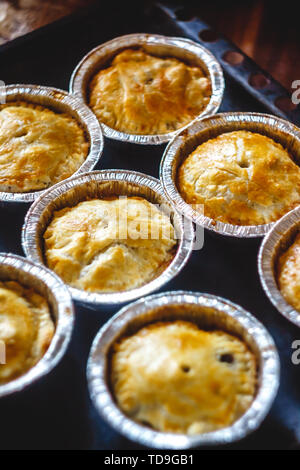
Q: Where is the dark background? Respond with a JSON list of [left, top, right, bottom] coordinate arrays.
[[1, 0, 299, 90], [177, 0, 300, 91]]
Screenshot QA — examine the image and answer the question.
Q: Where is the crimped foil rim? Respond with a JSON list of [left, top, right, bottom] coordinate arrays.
[[22, 170, 194, 306], [87, 290, 280, 449], [160, 112, 300, 238], [258, 206, 300, 327], [0, 84, 104, 203], [69, 33, 224, 145], [0, 253, 74, 398]]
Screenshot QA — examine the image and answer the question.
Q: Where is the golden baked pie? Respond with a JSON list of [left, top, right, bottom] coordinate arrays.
[[0, 101, 89, 192], [43, 197, 177, 292], [111, 321, 256, 434], [278, 233, 300, 312], [0, 280, 54, 384], [178, 130, 300, 226], [89, 49, 211, 135]]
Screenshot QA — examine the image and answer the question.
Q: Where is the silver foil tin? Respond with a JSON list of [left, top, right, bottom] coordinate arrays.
[[87, 290, 280, 449], [22, 170, 194, 306], [69, 33, 224, 145], [0, 253, 74, 398], [0, 84, 104, 204], [258, 206, 300, 327], [160, 112, 300, 238]]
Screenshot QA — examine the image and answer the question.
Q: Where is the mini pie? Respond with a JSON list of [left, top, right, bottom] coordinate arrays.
[[278, 233, 300, 312], [0, 101, 89, 192], [43, 197, 177, 292], [88, 48, 211, 135], [111, 320, 256, 434], [0, 280, 54, 384], [178, 130, 300, 226]]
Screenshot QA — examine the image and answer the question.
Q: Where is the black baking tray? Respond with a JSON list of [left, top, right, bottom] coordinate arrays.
[[0, 1, 300, 450]]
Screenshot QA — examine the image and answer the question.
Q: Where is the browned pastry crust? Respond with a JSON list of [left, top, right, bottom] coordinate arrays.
[[0, 280, 54, 384], [278, 233, 300, 312], [0, 101, 89, 192], [111, 320, 257, 434], [178, 130, 300, 226], [89, 49, 211, 135], [44, 197, 177, 292]]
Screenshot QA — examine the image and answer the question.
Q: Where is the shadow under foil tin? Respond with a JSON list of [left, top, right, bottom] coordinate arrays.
[[22, 170, 194, 307], [87, 291, 280, 449], [69, 33, 224, 145], [0, 84, 104, 205], [0, 253, 74, 399], [259, 206, 300, 328], [160, 112, 300, 239]]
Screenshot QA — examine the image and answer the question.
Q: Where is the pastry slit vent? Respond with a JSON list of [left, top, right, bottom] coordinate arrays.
[[219, 353, 234, 364], [14, 130, 28, 138], [238, 161, 250, 168]]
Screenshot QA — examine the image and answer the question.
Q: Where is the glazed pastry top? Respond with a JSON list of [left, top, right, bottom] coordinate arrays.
[[278, 232, 300, 312], [44, 197, 177, 292], [0, 101, 89, 192], [89, 49, 211, 135], [178, 130, 300, 226], [111, 320, 257, 434], [0, 280, 54, 384]]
